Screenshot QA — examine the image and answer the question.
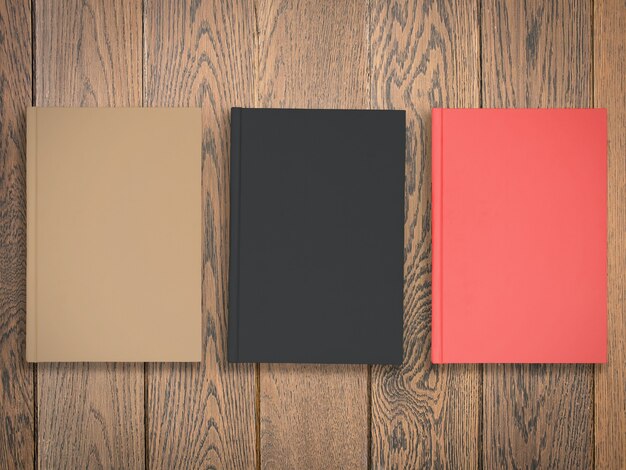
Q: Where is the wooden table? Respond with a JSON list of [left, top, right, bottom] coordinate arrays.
[[1, 1, 624, 468]]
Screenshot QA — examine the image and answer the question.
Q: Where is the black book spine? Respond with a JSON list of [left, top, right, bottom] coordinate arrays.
[[228, 108, 242, 362]]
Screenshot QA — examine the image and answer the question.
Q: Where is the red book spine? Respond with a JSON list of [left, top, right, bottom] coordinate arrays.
[[431, 109, 443, 364]]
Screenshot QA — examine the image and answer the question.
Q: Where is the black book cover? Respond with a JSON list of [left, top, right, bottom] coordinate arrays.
[[229, 108, 405, 364]]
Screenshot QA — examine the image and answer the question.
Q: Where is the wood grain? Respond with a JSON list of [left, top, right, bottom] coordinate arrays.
[[260, 364, 368, 469], [594, 1, 626, 468], [256, 1, 368, 468], [0, 0, 34, 468], [144, 1, 257, 468], [369, 1, 480, 468], [35, 1, 144, 468], [481, 1, 594, 468]]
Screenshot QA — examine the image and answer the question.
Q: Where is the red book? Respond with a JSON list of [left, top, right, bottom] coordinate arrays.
[[431, 108, 607, 363]]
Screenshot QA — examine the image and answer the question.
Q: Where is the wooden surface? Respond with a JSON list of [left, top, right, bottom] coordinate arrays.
[[480, 1, 595, 468], [595, 1, 626, 468], [0, 0, 34, 468], [0, 0, 624, 468]]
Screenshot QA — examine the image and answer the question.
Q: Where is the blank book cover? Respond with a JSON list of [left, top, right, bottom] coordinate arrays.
[[27, 108, 202, 362], [432, 108, 607, 363]]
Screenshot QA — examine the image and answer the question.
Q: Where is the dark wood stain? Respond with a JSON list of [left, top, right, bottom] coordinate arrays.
[[0, 0, 34, 468], [34, 1, 145, 468], [0, 0, 622, 468], [369, 1, 481, 468], [594, 1, 626, 468], [481, 1, 595, 469], [144, 1, 257, 468]]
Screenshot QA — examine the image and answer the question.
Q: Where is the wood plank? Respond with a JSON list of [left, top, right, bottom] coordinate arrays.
[[144, 1, 257, 468], [256, 1, 368, 468], [481, 1, 594, 468], [594, 1, 626, 468], [0, 0, 34, 468], [34, 1, 144, 467], [369, 1, 480, 468]]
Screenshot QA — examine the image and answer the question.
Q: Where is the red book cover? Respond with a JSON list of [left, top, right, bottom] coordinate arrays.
[[431, 108, 607, 363]]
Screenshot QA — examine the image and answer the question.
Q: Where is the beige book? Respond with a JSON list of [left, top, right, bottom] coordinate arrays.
[[27, 108, 202, 362]]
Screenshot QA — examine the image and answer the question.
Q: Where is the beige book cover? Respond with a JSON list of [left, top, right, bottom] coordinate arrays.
[[27, 107, 202, 362]]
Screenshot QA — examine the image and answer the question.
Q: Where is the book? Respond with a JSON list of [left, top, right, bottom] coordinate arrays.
[[431, 108, 607, 363], [27, 107, 202, 362], [229, 108, 405, 364]]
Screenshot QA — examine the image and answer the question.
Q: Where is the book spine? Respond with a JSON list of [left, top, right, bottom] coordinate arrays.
[[26, 107, 37, 362], [228, 108, 242, 362], [431, 108, 443, 364]]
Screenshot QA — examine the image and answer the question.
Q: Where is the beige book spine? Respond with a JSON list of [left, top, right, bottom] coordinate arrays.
[[26, 107, 37, 362]]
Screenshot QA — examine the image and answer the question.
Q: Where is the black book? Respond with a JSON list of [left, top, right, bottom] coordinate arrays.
[[229, 108, 405, 364]]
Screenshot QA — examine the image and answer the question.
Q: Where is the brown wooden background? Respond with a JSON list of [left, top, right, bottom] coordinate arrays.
[[1, 0, 624, 468]]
